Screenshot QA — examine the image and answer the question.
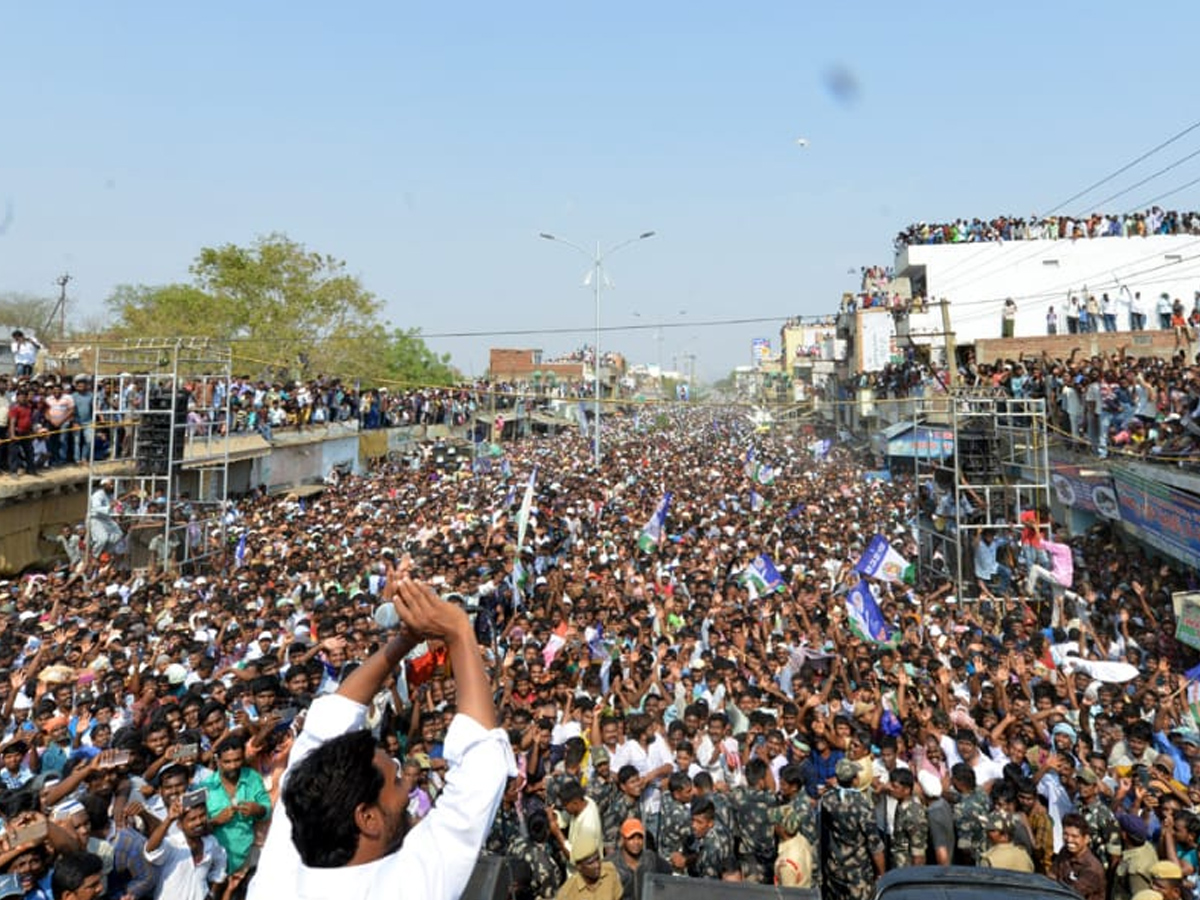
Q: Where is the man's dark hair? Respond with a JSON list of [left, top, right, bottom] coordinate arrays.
[[79, 793, 110, 833], [891, 768, 914, 789], [950, 762, 976, 791], [51, 850, 103, 898], [559, 780, 585, 805], [667, 771, 691, 794], [527, 809, 550, 843], [779, 765, 805, 789], [1062, 811, 1089, 836], [214, 733, 246, 757], [563, 737, 586, 768], [282, 730, 383, 867], [745, 758, 767, 788]]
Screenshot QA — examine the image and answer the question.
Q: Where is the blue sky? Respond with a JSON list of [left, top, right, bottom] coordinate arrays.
[[3, 2, 1199, 380]]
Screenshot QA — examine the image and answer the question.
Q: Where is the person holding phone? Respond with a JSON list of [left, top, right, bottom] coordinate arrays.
[[249, 576, 514, 900]]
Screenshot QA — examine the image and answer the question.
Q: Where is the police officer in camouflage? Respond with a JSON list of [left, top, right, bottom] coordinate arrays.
[[889, 768, 928, 868], [689, 796, 741, 881], [507, 809, 564, 899], [819, 758, 885, 900], [658, 772, 694, 873], [487, 775, 525, 854], [599, 765, 643, 851], [951, 762, 990, 865], [732, 758, 778, 882], [1078, 767, 1122, 871], [778, 764, 819, 849]]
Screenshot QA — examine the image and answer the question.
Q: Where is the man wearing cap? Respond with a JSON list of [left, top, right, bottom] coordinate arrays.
[[1149, 860, 1184, 900], [609, 818, 669, 900], [981, 810, 1035, 873], [1079, 766, 1122, 872], [819, 758, 884, 900], [1115, 812, 1159, 900], [556, 831, 621, 900], [771, 803, 815, 888]]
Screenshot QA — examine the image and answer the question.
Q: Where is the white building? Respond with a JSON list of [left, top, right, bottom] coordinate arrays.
[[895, 234, 1200, 349]]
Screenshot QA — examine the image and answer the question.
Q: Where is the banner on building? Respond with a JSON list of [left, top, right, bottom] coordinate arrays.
[[1049, 459, 1119, 520], [1111, 469, 1200, 567]]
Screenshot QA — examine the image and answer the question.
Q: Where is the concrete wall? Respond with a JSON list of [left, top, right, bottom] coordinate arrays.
[[898, 234, 1200, 348], [975, 328, 1180, 365]]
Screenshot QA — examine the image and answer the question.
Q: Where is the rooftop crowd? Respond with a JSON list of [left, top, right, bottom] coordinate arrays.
[[847, 343, 1200, 464], [896, 207, 1200, 248], [0, 393, 1194, 900]]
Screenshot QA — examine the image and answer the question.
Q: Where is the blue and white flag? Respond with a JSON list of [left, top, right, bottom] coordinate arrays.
[[750, 490, 765, 512], [234, 532, 247, 568], [577, 401, 589, 437], [740, 553, 783, 597], [812, 438, 833, 461], [753, 463, 776, 485], [845, 578, 895, 645], [637, 491, 672, 553], [854, 534, 915, 585]]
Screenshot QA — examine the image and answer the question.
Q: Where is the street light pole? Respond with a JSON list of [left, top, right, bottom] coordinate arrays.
[[539, 231, 656, 467]]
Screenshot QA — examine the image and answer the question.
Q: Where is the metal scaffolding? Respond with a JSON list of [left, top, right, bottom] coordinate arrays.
[[913, 389, 1051, 600], [85, 339, 233, 574]]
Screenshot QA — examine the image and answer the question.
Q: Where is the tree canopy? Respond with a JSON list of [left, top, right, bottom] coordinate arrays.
[[105, 234, 455, 386]]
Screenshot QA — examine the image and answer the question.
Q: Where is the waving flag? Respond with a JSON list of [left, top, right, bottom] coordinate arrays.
[[812, 439, 832, 461], [740, 554, 783, 597], [637, 491, 673, 553], [234, 532, 247, 568], [845, 578, 895, 645], [515, 467, 538, 550], [750, 490, 765, 512], [854, 534, 915, 585]]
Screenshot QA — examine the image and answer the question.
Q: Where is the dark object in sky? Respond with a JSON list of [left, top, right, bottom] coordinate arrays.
[[822, 64, 861, 107]]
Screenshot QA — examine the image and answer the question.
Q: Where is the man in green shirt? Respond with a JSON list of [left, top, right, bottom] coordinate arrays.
[[203, 734, 271, 874]]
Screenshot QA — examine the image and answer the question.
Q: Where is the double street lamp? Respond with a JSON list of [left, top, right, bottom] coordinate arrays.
[[538, 230, 656, 466]]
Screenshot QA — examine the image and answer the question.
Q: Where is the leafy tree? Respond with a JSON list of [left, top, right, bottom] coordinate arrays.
[[105, 234, 454, 386], [0, 291, 59, 334]]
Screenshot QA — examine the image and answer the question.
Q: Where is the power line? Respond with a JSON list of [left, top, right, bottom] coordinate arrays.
[[178, 314, 824, 342], [1125, 173, 1200, 212], [1088, 145, 1200, 210], [1046, 117, 1200, 214]]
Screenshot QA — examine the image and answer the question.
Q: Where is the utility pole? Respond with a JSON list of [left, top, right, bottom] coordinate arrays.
[[43, 273, 72, 340], [55, 273, 71, 340], [938, 296, 957, 388]]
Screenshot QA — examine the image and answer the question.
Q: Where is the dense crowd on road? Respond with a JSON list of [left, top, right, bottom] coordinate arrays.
[[0, 398, 1195, 900], [896, 207, 1200, 248]]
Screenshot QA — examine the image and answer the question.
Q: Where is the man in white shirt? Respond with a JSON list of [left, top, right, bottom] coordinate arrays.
[[249, 576, 513, 900], [10, 330, 39, 377], [144, 792, 228, 900]]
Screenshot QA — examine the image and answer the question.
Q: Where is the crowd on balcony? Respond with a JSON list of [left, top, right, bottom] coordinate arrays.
[[896, 207, 1200, 248]]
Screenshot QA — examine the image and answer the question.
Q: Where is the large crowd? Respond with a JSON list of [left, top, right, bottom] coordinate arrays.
[[896, 207, 1200, 248], [0, 383, 1195, 900]]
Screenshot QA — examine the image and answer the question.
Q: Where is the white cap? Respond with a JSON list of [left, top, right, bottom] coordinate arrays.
[[918, 769, 943, 798]]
